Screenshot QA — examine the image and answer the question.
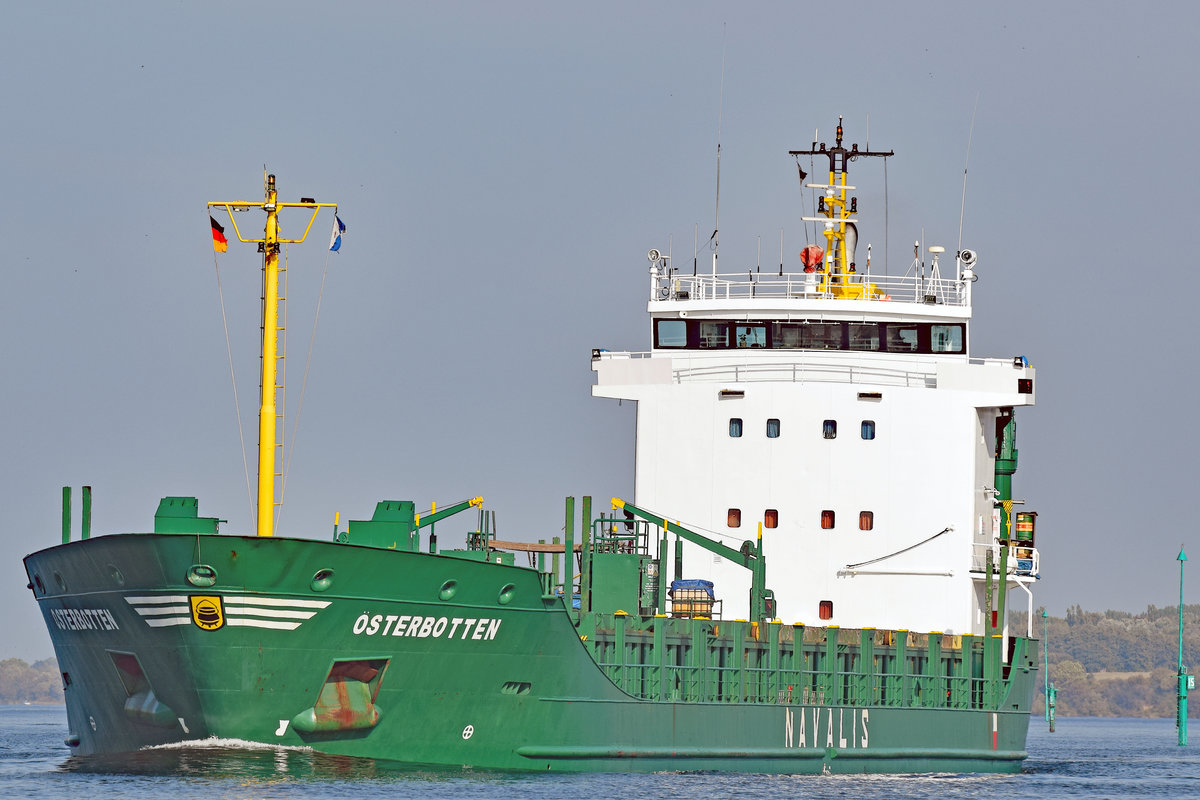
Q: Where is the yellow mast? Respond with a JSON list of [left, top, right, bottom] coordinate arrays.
[[209, 175, 337, 537], [258, 174, 281, 538], [790, 119, 892, 299]]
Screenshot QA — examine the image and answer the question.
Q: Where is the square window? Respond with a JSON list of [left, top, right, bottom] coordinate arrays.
[[884, 324, 920, 352], [805, 322, 844, 350], [728, 508, 741, 528], [654, 319, 687, 348], [859, 511, 874, 531], [931, 324, 964, 353], [764, 509, 778, 528], [849, 322, 880, 351], [861, 420, 875, 440], [766, 418, 780, 438], [729, 418, 743, 437], [823, 419, 837, 439], [821, 510, 835, 529], [699, 321, 730, 348], [735, 324, 767, 348], [819, 600, 834, 620]]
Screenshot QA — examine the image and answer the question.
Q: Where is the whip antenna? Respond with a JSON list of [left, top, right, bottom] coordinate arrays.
[[958, 94, 979, 253], [710, 24, 726, 277]]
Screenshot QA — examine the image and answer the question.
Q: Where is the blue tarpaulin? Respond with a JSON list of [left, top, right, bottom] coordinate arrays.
[[669, 579, 714, 598]]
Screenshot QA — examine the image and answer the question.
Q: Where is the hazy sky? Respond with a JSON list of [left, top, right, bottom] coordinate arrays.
[[3, 1, 1197, 661]]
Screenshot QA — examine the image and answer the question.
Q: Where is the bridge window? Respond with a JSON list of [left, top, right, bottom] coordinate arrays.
[[735, 324, 767, 348], [849, 323, 880, 351], [728, 508, 742, 528], [805, 322, 843, 350], [861, 420, 876, 440], [823, 420, 837, 439], [819, 600, 834, 620], [764, 509, 778, 528], [729, 418, 743, 437], [670, 319, 964, 353], [931, 324, 964, 353], [698, 321, 730, 348], [859, 511, 874, 531], [766, 418, 780, 438], [884, 323, 920, 352], [821, 510, 835, 529], [771, 322, 804, 348], [654, 318, 687, 348]]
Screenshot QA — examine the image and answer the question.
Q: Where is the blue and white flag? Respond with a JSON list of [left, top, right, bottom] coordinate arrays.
[[329, 214, 346, 252]]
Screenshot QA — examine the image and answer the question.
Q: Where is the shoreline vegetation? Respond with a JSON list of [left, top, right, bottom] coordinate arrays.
[[7, 603, 1199, 716], [0, 658, 63, 704], [1016, 603, 1200, 718]]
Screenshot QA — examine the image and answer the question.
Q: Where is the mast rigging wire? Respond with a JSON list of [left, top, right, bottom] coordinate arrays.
[[210, 215, 255, 523], [278, 242, 334, 516]]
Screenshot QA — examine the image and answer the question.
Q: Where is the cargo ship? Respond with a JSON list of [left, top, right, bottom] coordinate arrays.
[[24, 122, 1042, 773]]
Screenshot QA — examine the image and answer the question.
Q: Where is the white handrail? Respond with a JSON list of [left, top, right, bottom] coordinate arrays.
[[656, 271, 970, 306]]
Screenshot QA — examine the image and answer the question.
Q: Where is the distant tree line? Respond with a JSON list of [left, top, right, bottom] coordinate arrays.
[[0, 658, 63, 704], [1014, 604, 1200, 717]]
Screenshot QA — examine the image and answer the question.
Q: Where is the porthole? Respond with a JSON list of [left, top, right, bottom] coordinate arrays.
[[53, 572, 67, 592], [310, 568, 335, 592], [498, 583, 516, 605], [108, 565, 125, 587], [439, 580, 458, 601]]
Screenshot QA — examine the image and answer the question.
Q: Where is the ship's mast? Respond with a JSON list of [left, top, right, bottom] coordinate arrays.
[[790, 118, 892, 294], [209, 175, 337, 537], [259, 174, 282, 539]]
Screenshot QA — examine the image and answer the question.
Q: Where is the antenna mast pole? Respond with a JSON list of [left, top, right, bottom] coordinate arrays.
[[958, 95, 979, 255], [711, 28, 726, 279]]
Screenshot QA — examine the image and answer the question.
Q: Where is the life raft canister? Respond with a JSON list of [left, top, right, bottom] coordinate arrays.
[[800, 244, 824, 272]]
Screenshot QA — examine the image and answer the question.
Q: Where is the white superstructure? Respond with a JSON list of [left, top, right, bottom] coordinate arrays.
[[593, 123, 1038, 636]]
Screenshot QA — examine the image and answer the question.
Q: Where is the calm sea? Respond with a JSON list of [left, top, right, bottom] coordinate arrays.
[[2, 705, 1198, 799]]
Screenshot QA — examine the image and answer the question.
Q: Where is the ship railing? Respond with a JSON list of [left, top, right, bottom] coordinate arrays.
[[970, 542, 1040, 577], [593, 350, 1021, 389], [668, 359, 936, 388], [653, 272, 969, 306], [582, 616, 1027, 711]]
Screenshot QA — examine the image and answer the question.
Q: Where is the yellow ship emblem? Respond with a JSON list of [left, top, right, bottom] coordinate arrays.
[[190, 595, 225, 631]]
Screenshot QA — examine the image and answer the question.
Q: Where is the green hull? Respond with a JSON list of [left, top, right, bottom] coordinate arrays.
[[25, 531, 1036, 773]]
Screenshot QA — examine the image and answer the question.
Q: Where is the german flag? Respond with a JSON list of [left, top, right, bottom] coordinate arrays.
[[210, 215, 228, 253]]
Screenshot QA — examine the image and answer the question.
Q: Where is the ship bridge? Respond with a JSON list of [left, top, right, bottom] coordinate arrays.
[[596, 252, 1033, 399]]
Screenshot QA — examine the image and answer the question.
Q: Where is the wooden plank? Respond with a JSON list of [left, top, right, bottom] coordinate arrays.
[[488, 539, 582, 553]]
